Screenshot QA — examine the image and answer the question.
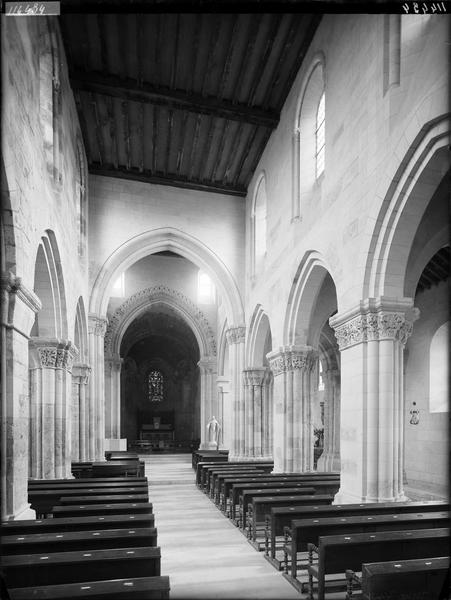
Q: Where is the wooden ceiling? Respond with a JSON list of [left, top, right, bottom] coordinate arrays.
[[60, 13, 321, 197], [416, 246, 450, 294]]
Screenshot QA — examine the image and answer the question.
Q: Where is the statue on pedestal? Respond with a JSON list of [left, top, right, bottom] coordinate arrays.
[[207, 415, 221, 450]]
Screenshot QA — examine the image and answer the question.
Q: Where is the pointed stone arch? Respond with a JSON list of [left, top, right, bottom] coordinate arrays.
[[89, 227, 244, 326], [104, 285, 216, 360]]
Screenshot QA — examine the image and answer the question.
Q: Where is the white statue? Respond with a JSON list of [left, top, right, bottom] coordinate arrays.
[[207, 415, 221, 448]]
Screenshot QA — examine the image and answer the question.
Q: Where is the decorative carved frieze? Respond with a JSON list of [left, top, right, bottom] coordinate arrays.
[[266, 346, 316, 376], [330, 300, 419, 350], [88, 314, 108, 337], [104, 285, 216, 356], [226, 326, 246, 345]]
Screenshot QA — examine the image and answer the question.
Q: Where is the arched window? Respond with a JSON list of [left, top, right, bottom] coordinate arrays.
[[252, 174, 267, 277], [148, 370, 164, 402], [315, 92, 325, 178], [292, 56, 325, 220], [429, 321, 449, 413]]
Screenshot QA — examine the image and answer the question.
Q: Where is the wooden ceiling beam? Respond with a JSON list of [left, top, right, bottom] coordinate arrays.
[[232, 14, 262, 102], [97, 15, 109, 72], [233, 126, 259, 187], [170, 15, 180, 90], [176, 111, 189, 176], [152, 105, 159, 173], [217, 15, 239, 99], [188, 14, 202, 92], [201, 15, 221, 97], [188, 113, 202, 180], [164, 109, 174, 176], [69, 69, 279, 128], [89, 163, 247, 197], [210, 119, 230, 182], [138, 103, 145, 173], [223, 122, 244, 185]]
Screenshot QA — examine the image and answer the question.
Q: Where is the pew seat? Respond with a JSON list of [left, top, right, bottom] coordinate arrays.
[[283, 510, 449, 580], [8, 576, 170, 600], [1, 514, 155, 535], [345, 556, 449, 600], [2, 546, 161, 588], [51, 502, 153, 518], [2, 527, 158, 555], [305, 528, 450, 600], [58, 493, 149, 506], [264, 500, 450, 566], [28, 478, 147, 488]]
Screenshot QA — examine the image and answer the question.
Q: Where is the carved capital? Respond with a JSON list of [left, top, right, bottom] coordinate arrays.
[[72, 363, 92, 385], [30, 338, 78, 371], [89, 314, 108, 337], [105, 355, 123, 372], [226, 326, 246, 345], [266, 345, 316, 376], [243, 367, 267, 386], [330, 298, 419, 350]]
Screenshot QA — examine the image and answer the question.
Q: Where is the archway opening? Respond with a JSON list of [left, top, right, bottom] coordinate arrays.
[[120, 305, 200, 451]]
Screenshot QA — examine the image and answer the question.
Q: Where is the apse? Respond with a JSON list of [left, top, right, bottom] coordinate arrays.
[[120, 304, 200, 450]]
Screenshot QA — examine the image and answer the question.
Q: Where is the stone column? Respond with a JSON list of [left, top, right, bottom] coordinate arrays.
[[225, 326, 246, 460], [262, 369, 273, 459], [198, 356, 217, 450], [71, 364, 91, 462], [317, 368, 340, 472], [105, 354, 123, 440], [267, 346, 316, 473], [216, 376, 230, 450], [29, 338, 78, 479], [330, 297, 419, 503], [88, 314, 108, 461], [1, 273, 41, 520], [242, 368, 267, 459]]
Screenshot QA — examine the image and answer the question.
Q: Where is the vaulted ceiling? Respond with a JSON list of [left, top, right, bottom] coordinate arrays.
[[60, 13, 321, 197]]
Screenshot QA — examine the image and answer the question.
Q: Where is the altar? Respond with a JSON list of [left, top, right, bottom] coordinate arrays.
[[139, 422, 174, 449]]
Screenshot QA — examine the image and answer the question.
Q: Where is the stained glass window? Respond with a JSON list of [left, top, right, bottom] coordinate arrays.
[[148, 370, 164, 402]]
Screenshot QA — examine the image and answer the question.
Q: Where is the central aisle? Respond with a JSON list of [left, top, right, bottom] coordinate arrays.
[[142, 454, 300, 600]]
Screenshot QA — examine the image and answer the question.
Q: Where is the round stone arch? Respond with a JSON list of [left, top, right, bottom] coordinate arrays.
[[89, 227, 244, 326], [283, 249, 338, 347], [103, 285, 218, 449], [363, 114, 450, 300]]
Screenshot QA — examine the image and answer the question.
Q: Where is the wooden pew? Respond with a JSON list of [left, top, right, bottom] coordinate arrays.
[[192, 450, 228, 469], [2, 527, 158, 555], [238, 478, 339, 525], [200, 462, 274, 491], [305, 528, 450, 600], [58, 494, 149, 506], [29, 486, 149, 517], [206, 466, 271, 497], [230, 482, 316, 522], [248, 494, 333, 544], [195, 459, 269, 487], [71, 462, 93, 478], [29, 477, 148, 488], [1, 514, 155, 536], [264, 500, 450, 566], [212, 471, 276, 505], [8, 575, 171, 600], [345, 556, 450, 600], [284, 510, 450, 580], [219, 474, 337, 513], [91, 461, 144, 478], [2, 546, 161, 588], [105, 451, 139, 461], [51, 502, 153, 518], [238, 486, 316, 527]]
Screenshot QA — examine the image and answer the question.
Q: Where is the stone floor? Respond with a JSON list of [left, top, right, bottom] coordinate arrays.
[[142, 454, 301, 600]]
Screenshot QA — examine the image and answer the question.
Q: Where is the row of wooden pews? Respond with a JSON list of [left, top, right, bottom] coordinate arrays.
[[193, 453, 450, 599], [72, 451, 145, 479], [1, 453, 170, 599]]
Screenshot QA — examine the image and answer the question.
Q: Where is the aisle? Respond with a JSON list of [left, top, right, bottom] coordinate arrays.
[[142, 454, 300, 600]]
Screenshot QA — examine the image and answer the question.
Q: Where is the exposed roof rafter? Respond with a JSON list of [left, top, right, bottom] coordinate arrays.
[[69, 69, 279, 128]]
